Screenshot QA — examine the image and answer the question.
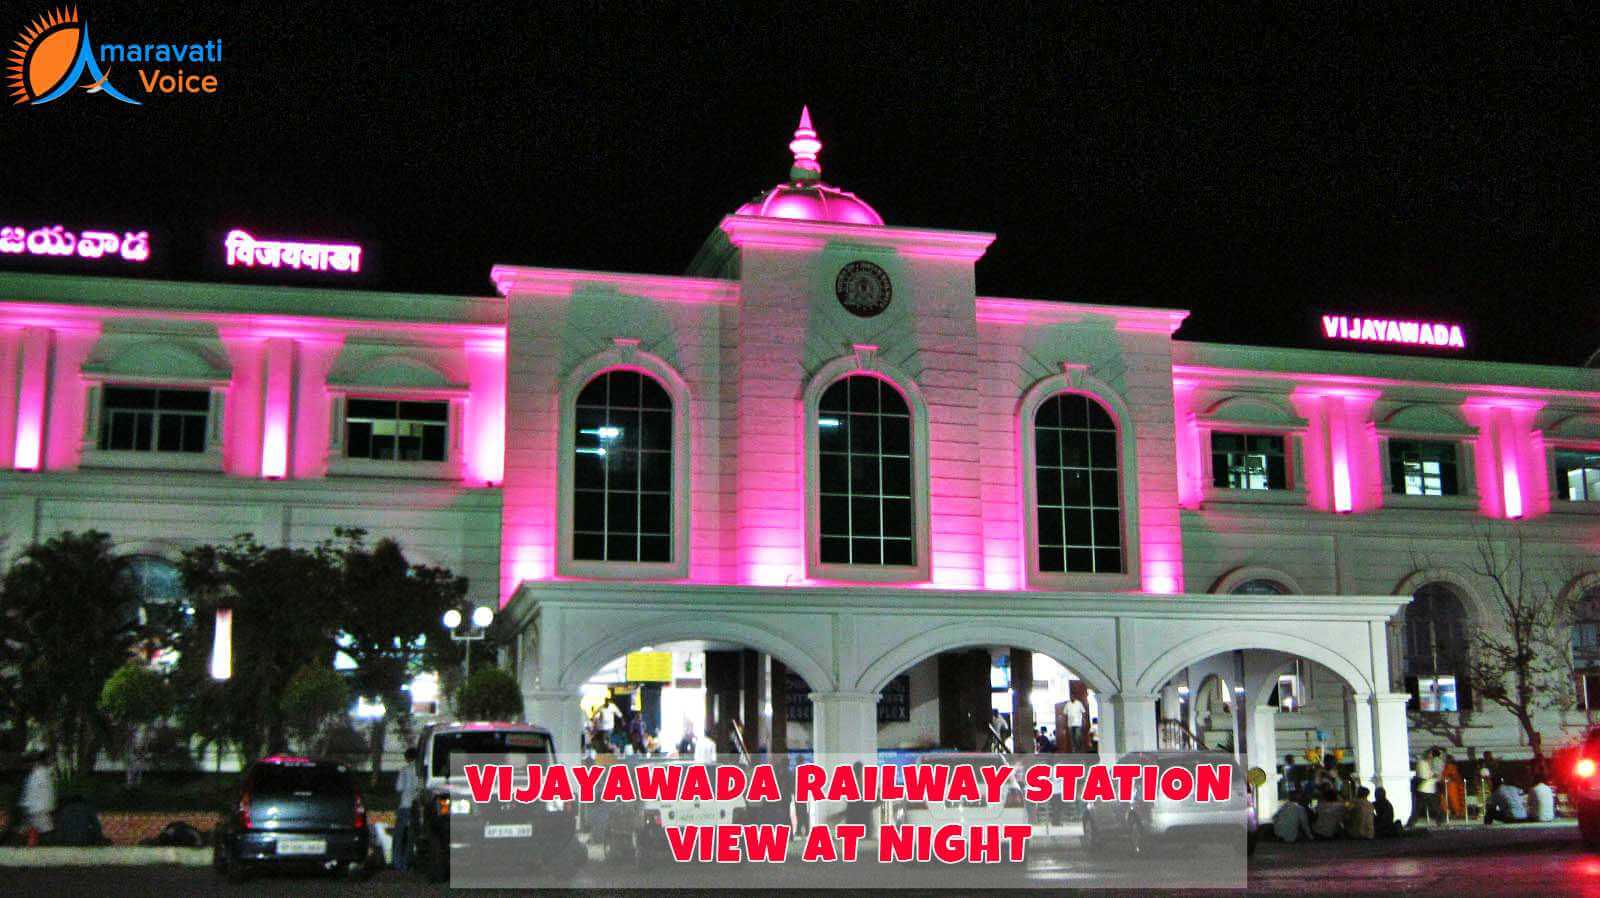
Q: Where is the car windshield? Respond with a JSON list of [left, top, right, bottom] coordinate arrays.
[[250, 763, 351, 795], [431, 730, 553, 777]]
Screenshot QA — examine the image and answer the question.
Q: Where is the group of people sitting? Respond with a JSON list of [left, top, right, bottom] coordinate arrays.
[[1272, 785, 1397, 843]]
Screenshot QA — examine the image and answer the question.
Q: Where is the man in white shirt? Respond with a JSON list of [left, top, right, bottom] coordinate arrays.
[[1485, 781, 1528, 824], [595, 698, 623, 751], [1065, 698, 1086, 752], [21, 751, 56, 842], [1410, 749, 1442, 827], [1530, 779, 1556, 822]]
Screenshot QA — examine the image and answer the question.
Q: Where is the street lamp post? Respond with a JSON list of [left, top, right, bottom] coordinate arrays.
[[443, 606, 495, 676]]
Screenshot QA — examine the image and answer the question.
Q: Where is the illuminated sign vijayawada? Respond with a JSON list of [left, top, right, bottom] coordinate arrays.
[[225, 229, 362, 274], [0, 225, 150, 262], [1322, 315, 1465, 350]]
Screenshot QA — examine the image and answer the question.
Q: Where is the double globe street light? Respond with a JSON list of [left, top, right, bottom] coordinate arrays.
[[443, 605, 495, 673]]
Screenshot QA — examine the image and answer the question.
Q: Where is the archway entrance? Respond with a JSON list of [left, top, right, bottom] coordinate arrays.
[[575, 640, 812, 761]]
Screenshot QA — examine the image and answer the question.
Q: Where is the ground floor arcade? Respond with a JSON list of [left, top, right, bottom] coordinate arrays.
[[497, 582, 1413, 820]]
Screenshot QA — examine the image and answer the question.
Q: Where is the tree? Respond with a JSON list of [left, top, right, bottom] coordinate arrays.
[[1461, 526, 1571, 763], [170, 535, 343, 761], [281, 664, 351, 753], [455, 667, 524, 722], [331, 528, 466, 780], [0, 531, 146, 776], [99, 663, 173, 785]]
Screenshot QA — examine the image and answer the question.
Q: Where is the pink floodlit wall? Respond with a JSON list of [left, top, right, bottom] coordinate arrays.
[[259, 338, 297, 479], [466, 339, 507, 485], [1463, 398, 1547, 520], [11, 327, 51, 470], [1291, 389, 1380, 514], [1172, 382, 1204, 510], [291, 340, 343, 478]]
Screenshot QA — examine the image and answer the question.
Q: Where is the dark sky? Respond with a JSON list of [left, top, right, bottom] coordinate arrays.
[[6, 2, 1598, 365]]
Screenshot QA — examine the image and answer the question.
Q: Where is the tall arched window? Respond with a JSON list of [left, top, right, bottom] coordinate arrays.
[[817, 375, 914, 566], [1034, 393, 1122, 574], [1403, 583, 1471, 712], [572, 370, 673, 563], [1573, 587, 1600, 709]]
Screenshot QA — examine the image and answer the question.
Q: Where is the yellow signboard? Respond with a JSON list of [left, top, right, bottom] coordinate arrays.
[[625, 651, 673, 683]]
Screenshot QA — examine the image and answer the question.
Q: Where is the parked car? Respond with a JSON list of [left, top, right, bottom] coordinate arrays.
[[1081, 752, 1257, 857], [1568, 730, 1600, 847], [409, 720, 584, 883], [212, 755, 372, 882], [889, 753, 1029, 831], [632, 760, 749, 861]]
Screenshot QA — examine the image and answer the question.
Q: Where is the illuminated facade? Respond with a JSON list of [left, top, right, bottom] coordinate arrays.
[[5, 112, 1600, 819]]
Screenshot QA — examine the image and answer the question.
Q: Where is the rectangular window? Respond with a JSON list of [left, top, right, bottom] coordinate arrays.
[[1416, 675, 1458, 713], [1210, 432, 1287, 490], [1578, 673, 1600, 712], [100, 386, 209, 453], [1556, 450, 1600, 502], [1388, 440, 1459, 496], [1276, 673, 1301, 712], [345, 398, 449, 462]]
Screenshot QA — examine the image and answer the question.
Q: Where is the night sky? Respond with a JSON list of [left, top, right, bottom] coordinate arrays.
[[6, 2, 1598, 365]]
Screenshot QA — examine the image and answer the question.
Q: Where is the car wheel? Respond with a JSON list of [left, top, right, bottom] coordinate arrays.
[[1581, 811, 1600, 850]]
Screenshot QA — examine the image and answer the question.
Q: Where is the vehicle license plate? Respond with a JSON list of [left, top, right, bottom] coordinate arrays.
[[277, 838, 326, 855], [484, 823, 534, 838]]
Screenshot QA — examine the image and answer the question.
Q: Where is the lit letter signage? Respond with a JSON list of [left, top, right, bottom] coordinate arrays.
[[0, 225, 150, 262], [1321, 315, 1465, 351], [224, 229, 362, 273]]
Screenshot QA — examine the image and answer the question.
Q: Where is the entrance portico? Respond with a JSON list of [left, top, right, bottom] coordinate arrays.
[[498, 581, 1416, 820]]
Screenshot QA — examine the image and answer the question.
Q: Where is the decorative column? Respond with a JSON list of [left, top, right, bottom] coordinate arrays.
[[809, 691, 878, 763], [1247, 704, 1280, 821], [1109, 693, 1159, 755], [259, 337, 297, 479], [11, 326, 54, 471], [1010, 648, 1035, 753], [1347, 692, 1377, 789], [524, 688, 585, 763], [1369, 692, 1413, 823]]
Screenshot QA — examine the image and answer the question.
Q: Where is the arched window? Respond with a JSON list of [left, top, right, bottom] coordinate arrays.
[[817, 375, 914, 566], [1573, 588, 1600, 709], [1034, 393, 1122, 574], [572, 370, 674, 563], [1403, 583, 1471, 712], [1232, 579, 1288, 596]]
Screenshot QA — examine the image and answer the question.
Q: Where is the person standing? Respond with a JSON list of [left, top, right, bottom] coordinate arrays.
[[393, 747, 420, 871], [1409, 750, 1441, 827], [596, 696, 623, 752], [1065, 697, 1087, 752], [21, 750, 56, 845], [1442, 754, 1465, 820]]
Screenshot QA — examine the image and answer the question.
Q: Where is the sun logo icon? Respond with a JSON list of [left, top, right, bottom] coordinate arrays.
[[8, 7, 139, 105]]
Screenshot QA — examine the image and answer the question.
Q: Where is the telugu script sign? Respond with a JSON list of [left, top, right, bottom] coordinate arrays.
[[1322, 314, 1466, 350], [0, 225, 150, 262], [224, 229, 362, 274]]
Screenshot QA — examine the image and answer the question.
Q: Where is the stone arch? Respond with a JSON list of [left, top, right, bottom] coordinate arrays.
[[851, 620, 1117, 696], [331, 351, 462, 390], [1201, 395, 1306, 429], [1393, 568, 1487, 625], [557, 614, 835, 695], [86, 337, 231, 382], [1135, 628, 1375, 698], [1210, 565, 1306, 596], [1380, 403, 1475, 437]]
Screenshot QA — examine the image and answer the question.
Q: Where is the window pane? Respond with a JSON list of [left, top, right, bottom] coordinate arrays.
[[570, 371, 674, 563], [815, 375, 916, 567], [1212, 431, 1287, 491], [156, 415, 184, 452]]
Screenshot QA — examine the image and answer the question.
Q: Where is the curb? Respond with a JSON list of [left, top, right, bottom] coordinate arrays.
[[0, 847, 212, 867]]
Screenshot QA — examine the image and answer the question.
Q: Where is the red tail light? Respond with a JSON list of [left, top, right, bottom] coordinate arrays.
[[643, 808, 661, 827], [1577, 758, 1597, 779], [236, 790, 253, 830], [353, 789, 367, 829]]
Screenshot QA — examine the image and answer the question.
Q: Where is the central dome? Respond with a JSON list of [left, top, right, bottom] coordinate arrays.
[[734, 107, 884, 227]]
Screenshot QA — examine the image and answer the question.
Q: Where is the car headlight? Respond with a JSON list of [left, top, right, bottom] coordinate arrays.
[[450, 798, 472, 815]]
